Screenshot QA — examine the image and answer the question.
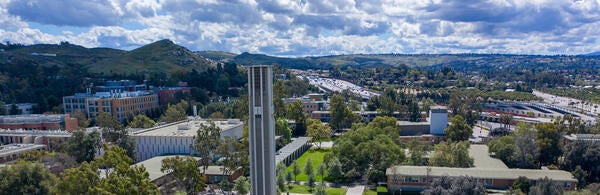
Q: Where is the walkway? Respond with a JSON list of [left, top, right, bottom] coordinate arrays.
[[346, 185, 366, 195]]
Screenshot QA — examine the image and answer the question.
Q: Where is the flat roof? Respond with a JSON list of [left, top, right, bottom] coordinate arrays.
[[564, 134, 600, 141], [397, 121, 430, 126], [387, 166, 577, 182], [469, 145, 509, 169], [275, 137, 312, 164], [131, 118, 243, 137], [134, 155, 200, 181], [0, 144, 46, 157]]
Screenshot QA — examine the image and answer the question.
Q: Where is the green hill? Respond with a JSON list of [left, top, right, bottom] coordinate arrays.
[[88, 39, 216, 75], [194, 51, 237, 62], [196, 52, 600, 70], [0, 42, 126, 68]]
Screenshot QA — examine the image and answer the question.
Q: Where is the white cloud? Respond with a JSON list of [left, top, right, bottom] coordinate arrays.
[[1, 0, 600, 56]]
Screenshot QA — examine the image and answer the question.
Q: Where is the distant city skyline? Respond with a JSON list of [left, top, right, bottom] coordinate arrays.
[[1, 0, 600, 56]]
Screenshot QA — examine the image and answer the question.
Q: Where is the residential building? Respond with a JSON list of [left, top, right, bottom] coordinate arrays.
[[63, 91, 158, 122], [130, 118, 244, 161]]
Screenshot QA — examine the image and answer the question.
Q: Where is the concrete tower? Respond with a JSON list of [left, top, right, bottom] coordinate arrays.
[[247, 65, 276, 195]]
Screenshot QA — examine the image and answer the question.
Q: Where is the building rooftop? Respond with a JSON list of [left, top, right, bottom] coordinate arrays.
[[0, 144, 46, 157], [386, 166, 577, 182], [397, 121, 430, 126], [133, 155, 201, 181], [0, 114, 65, 124], [469, 145, 509, 169], [131, 118, 243, 137], [564, 134, 600, 142], [69, 90, 154, 99], [275, 137, 312, 164]]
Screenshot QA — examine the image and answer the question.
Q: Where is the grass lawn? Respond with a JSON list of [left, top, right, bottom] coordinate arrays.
[[287, 184, 346, 195], [285, 147, 330, 182], [363, 186, 389, 195]]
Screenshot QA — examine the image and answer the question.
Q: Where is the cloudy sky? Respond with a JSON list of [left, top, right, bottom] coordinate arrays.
[[1, 0, 600, 56]]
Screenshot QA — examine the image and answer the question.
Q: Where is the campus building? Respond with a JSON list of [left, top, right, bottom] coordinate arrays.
[[0, 114, 78, 131], [95, 80, 147, 92], [130, 118, 244, 161], [3, 103, 36, 114], [387, 145, 577, 192], [63, 90, 159, 122], [0, 144, 46, 163], [155, 87, 191, 107], [386, 166, 577, 191], [247, 65, 276, 195]]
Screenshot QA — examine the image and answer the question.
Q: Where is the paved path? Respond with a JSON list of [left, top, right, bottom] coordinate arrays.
[[346, 185, 365, 195]]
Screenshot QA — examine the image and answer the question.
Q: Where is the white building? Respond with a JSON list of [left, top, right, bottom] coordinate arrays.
[[131, 118, 244, 161], [429, 106, 448, 135]]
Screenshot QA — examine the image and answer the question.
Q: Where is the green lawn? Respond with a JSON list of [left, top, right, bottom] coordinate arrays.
[[285, 147, 330, 182], [287, 184, 346, 195], [363, 186, 389, 195]]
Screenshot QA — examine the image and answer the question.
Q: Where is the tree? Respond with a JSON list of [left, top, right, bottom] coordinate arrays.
[[66, 129, 101, 163], [514, 123, 538, 169], [305, 158, 314, 177], [424, 176, 485, 195], [72, 109, 90, 128], [408, 99, 421, 122], [210, 111, 224, 119], [0, 161, 57, 194], [92, 146, 159, 194], [326, 157, 343, 182], [561, 141, 600, 183], [233, 176, 250, 195], [292, 161, 301, 182], [331, 117, 405, 182], [317, 162, 326, 184], [54, 162, 99, 194], [0, 101, 6, 115], [96, 112, 124, 142], [429, 141, 473, 168], [315, 184, 327, 195], [572, 166, 588, 189], [286, 171, 293, 189], [308, 173, 316, 192], [276, 117, 292, 144], [488, 136, 516, 167], [445, 115, 472, 142], [407, 138, 430, 166], [129, 114, 156, 128], [329, 93, 358, 130], [161, 156, 206, 194], [276, 162, 287, 193], [511, 176, 531, 194], [535, 123, 562, 166], [528, 177, 563, 195], [192, 121, 221, 173], [160, 100, 188, 123], [499, 114, 513, 129], [287, 100, 306, 135], [306, 119, 331, 149], [9, 102, 21, 115]]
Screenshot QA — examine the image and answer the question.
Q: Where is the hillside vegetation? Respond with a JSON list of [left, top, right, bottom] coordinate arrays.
[[88, 39, 216, 75], [197, 52, 600, 70]]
